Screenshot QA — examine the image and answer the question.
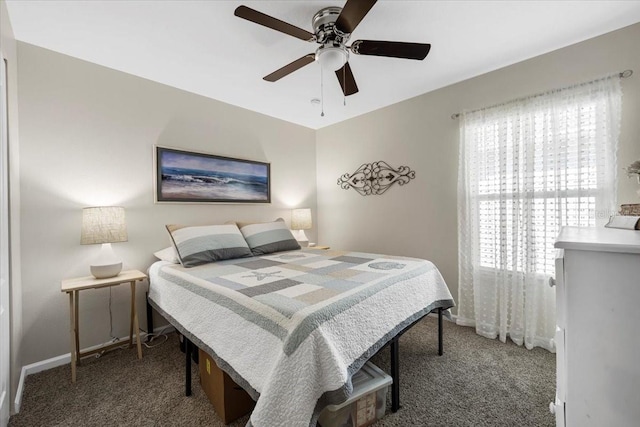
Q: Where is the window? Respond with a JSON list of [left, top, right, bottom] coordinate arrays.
[[473, 102, 602, 276], [457, 75, 621, 350]]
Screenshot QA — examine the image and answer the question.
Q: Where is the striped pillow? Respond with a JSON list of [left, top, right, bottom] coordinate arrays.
[[237, 218, 301, 256], [166, 224, 252, 267]]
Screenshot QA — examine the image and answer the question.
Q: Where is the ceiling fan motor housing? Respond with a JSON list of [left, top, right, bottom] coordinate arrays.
[[312, 7, 349, 44], [313, 7, 350, 71]]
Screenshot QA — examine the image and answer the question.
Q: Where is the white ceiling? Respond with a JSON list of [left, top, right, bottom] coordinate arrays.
[[6, 1, 640, 129]]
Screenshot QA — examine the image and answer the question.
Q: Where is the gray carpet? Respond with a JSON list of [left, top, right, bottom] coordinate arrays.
[[9, 317, 555, 426]]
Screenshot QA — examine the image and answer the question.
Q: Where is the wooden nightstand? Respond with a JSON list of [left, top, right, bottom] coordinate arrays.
[[61, 269, 147, 382], [310, 245, 330, 250]]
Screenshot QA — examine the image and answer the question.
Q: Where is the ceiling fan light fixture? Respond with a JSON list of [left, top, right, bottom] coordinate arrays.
[[315, 45, 348, 72]]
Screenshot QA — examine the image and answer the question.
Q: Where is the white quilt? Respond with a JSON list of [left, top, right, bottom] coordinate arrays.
[[148, 248, 454, 427]]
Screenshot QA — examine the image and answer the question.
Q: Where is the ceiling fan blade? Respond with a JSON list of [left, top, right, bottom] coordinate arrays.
[[263, 54, 316, 82], [234, 5, 315, 42], [351, 40, 431, 60], [335, 62, 359, 96], [335, 0, 377, 34]]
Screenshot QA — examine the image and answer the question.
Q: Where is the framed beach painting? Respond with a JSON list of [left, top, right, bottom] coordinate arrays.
[[155, 146, 270, 203]]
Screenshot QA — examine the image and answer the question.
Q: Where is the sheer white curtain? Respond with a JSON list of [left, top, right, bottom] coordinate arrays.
[[457, 76, 622, 351]]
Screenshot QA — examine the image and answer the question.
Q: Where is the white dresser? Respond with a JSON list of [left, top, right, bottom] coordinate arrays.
[[552, 226, 640, 427]]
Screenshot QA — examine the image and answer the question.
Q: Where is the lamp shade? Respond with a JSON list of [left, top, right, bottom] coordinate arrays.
[[80, 206, 128, 245], [291, 208, 312, 230]]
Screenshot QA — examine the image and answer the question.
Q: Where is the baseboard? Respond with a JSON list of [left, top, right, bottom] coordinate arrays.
[[427, 310, 458, 322], [455, 316, 475, 327], [13, 324, 175, 413], [1, 390, 7, 423]]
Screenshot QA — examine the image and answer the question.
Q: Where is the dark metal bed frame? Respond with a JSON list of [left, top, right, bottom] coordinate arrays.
[[147, 295, 444, 415]]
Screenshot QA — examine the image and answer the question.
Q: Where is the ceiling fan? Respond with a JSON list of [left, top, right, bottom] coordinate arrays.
[[234, 0, 431, 96]]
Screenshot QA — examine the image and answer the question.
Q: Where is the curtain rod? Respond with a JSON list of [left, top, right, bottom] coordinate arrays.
[[450, 69, 633, 120]]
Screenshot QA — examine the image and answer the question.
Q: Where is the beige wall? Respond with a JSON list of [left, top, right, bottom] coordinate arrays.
[[17, 43, 317, 365], [316, 23, 640, 312], [1, 0, 22, 414], [12, 20, 640, 369]]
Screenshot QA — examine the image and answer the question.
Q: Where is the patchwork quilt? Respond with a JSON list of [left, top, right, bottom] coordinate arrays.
[[148, 248, 454, 427]]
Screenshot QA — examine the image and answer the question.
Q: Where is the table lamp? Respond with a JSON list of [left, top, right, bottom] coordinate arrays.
[[81, 206, 128, 279], [291, 208, 312, 247]]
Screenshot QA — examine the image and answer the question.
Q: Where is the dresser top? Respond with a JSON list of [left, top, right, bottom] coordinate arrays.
[[555, 226, 640, 253]]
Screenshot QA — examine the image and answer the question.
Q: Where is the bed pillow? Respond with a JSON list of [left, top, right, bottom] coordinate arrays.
[[166, 223, 253, 267], [237, 218, 301, 256], [153, 246, 179, 264]]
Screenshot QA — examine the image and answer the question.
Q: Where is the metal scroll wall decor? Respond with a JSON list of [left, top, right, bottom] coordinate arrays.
[[337, 161, 416, 196]]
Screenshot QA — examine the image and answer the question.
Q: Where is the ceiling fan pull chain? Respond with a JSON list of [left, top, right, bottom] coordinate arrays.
[[320, 64, 325, 117], [343, 66, 346, 106]]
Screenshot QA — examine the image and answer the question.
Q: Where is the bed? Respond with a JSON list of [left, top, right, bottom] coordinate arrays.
[[148, 247, 454, 427]]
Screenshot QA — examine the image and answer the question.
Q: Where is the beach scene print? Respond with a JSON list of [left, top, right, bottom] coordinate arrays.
[[157, 148, 269, 202]]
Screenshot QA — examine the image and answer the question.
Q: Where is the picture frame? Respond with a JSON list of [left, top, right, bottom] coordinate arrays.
[[154, 146, 270, 203]]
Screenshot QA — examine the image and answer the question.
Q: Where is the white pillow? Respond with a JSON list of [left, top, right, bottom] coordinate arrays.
[[153, 246, 179, 264], [166, 223, 252, 267], [236, 218, 300, 256]]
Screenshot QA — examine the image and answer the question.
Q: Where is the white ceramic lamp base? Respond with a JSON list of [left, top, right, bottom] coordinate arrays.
[[90, 262, 123, 279], [89, 243, 123, 279]]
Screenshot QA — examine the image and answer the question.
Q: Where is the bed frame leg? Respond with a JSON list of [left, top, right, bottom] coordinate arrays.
[[185, 337, 192, 397], [146, 292, 154, 343], [390, 337, 400, 412], [438, 307, 443, 356], [179, 334, 186, 353]]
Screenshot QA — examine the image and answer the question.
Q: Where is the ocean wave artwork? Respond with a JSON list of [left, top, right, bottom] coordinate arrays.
[[156, 147, 270, 203]]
